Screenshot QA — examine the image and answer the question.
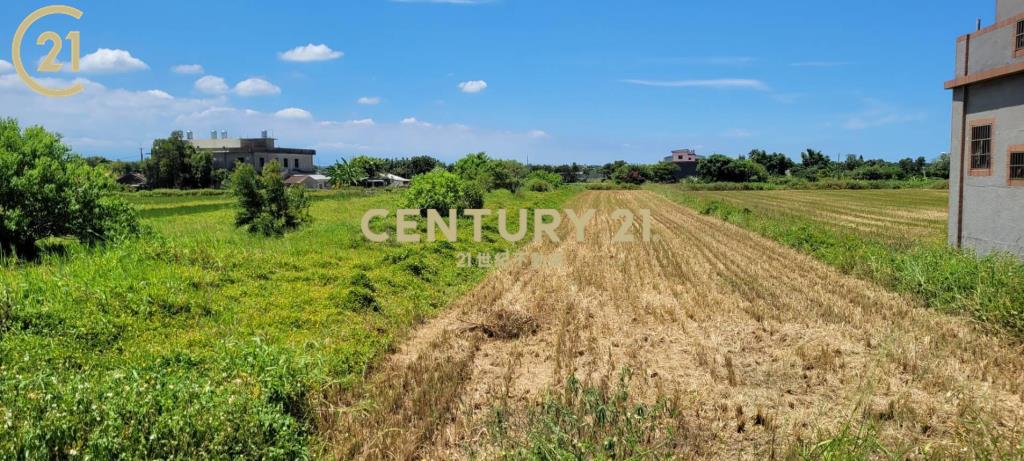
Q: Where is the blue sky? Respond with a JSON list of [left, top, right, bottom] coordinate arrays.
[[0, 0, 993, 165]]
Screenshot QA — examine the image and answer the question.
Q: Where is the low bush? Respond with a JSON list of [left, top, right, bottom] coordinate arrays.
[[403, 168, 484, 214], [0, 118, 141, 259], [523, 178, 554, 192], [340, 287, 381, 312]]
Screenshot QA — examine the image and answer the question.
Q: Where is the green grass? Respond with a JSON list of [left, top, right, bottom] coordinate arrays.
[[649, 184, 1024, 337], [0, 187, 579, 458], [489, 369, 690, 460]]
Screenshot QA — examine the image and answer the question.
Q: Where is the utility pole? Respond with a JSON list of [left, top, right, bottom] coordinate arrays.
[[139, 147, 144, 162]]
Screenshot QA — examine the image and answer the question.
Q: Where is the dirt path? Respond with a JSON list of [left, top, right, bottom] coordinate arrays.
[[318, 190, 1024, 460]]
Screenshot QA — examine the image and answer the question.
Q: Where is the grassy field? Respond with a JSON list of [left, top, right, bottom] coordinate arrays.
[[648, 184, 1024, 337], [0, 187, 578, 458]]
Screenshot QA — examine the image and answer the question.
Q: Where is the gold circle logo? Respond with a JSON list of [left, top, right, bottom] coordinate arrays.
[[12, 5, 84, 98]]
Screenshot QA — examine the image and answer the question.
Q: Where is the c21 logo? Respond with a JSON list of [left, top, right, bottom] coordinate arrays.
[[11, 5, 84, 97]]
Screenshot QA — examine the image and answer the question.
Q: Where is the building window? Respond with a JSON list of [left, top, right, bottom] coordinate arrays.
[[294, 158, 300, 169], [237, 157, 245, 164], [283, 158, 289, 168], [1017, 20, 1024, 52], [1011, 151, 1024, 180], [970, 124, 992, 170], [259, 157, 265, 168]]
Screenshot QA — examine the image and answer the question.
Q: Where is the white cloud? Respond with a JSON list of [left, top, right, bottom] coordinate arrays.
[[0, 74, 589, 163], [172, 64, 204, 74], [0, 73, 219, 157], [195, 75, 229, 95], [145, 90, 173, 100], [528, 130, 549, 139], [458, 80, 488, 93], [623, 79, 768, 91], [401, 117, 432, 127], [279, 44, 344, 62], [0, 60, 12, 74], [275, 107, 313, 119], [842, 98, 926, 131], [79, 49, 148, 73], [357, 96, 381, 105], [234, 78, 281, 97]]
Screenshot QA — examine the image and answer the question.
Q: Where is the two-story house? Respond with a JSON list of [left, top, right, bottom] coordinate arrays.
[[945, 0, 1024, 258]]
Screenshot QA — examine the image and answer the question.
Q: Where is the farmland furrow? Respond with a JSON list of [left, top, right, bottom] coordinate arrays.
[[319, 190, 1024, 460]]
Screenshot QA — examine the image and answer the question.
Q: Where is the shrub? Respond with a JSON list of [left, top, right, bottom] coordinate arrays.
[[340, 287, 381, 312], [0, 118, 141, 258], [403, 168, 484, 214], [523, 179, 554, 192], [350, 271, 375, 292], [611, 164, 650, 185], [696, 155, 769, 182], [230, 161, 311, 236], [522, 170, 562, 192]]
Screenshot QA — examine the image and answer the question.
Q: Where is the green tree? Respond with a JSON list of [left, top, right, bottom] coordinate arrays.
[[324, 159, 359, 188], [395, 155, 443, 178], [611, 164, 650, 185], [696, 154, 735, 182], [800, 149, 831, 169], [348, 155, 386, 180], [697, 154, 768, 182], [190, 150, 213, 188], [649, 161, 681, 183], [0, 118, 140, 258], [230, 160, 311, 236], [452, 152, 497, 190], [748, 150, 795, 176], [404, 167, 484, 215], [491, 159, 528, 192], [144, 131, 214, 188], [925, 153, 950, 179]]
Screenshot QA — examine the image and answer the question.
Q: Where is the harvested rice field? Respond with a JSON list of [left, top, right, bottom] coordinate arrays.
[[648, 186, 949, 243], [321, 190, 1024, 460]]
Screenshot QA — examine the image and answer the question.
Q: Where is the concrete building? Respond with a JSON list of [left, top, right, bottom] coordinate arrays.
[[188, 130, 316, 174], [945, 0, 1024, 258], [663, 149, 701, 179]]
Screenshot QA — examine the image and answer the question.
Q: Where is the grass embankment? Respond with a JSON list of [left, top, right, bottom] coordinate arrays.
[[0, 187, 578, 458], [649, 185, 1024, 337]]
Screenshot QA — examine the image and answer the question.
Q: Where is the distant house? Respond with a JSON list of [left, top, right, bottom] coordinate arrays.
[[382, 173, 411, 187], [116, 172, 147, 188], [945, 0, 1024, 258], [663, 149, 702, 179], [186, 130, 316, 175], [363, 173, 410, 188], [284, 174, 331, 190]]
